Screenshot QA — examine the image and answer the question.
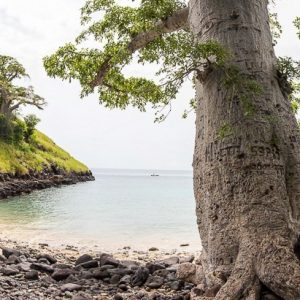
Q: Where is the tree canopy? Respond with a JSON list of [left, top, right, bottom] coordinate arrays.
[[44, 0, 300, 120], [0, 55, 46, 118]]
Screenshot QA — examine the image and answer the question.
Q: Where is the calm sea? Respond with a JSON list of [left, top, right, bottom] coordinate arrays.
[[0, 169, 201, 251]]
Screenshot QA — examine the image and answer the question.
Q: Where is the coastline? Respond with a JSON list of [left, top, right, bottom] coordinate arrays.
[[0, 169, 95, 199], [0, 236, 199, 300]]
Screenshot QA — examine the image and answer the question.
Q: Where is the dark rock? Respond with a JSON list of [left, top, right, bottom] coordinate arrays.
[[6, 254, 21, 265], [37, 254, 57, 264], [131, 267, 149, 287], [159, 257, 179, 267], [108, 268, 132, 277], [0, 266, 19, 276], [167, 264, 179, 273], [153, 269, 169, 277], [2, 248, 21, 258], [52, 268, 74, 281], [119, 284, 128, 291], [92, 269, 110, 280], [38, 258, 50, 264], [110, 274, 122, 284], [25, 270, 39, 280], [0, 254, 6, 262], [53, 263, 73, 269], [114, 295, 123, 300], [167, 280, 184, 291], [80, 270, 94, 279], [145, 275, 164, 289], [146, 262, 165, 274], [76, 260, 98, 269], [75, 254, 93, 266], [30, 262, 54, 274], [100, 254, 119, 267], [149, 247, 159, 252], [119, 274, 131, 284]]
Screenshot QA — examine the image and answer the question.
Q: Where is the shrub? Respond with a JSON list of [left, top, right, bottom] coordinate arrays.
[[0, 114, 13, 142], [24, 114, 40, 142], [12, 119, 26, 143]]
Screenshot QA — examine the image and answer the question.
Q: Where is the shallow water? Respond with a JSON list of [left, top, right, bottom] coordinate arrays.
[[0, 169, 201, 251]]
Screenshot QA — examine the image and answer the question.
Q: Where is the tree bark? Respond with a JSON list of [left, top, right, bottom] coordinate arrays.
[[190, 0, 300, 298]]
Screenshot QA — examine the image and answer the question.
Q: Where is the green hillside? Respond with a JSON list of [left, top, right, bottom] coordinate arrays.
[[0, 131, 89, 175]]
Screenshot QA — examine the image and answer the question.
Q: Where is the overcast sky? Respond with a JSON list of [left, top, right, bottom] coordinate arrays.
[[0, 1, 299, 170]]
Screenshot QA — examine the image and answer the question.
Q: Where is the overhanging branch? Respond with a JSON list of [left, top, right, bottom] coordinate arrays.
[[90, 6, 189, 89]]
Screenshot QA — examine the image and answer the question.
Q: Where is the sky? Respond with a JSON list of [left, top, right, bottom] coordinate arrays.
[[0, 0, 299, 170]]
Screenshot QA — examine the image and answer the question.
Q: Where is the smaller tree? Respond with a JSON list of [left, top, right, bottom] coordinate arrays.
[[0, 55, 46, 119], [24, 114, 40, 142]]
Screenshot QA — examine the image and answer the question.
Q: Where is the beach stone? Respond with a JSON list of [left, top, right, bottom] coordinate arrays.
[[119, 274, 131, 284], [114, 295, 123, 300], [25, 270, 39, 280], [100, 254, 119, 267], [167, 280, 184, 291], [18, 262, 31, 272], [146, 262, 165, 274], [1, 266, 19, 276], [6, 254, 21, 265], [0, 254, 6, 262], [110, 274, 122, 284], [30, 262, 54, 274], [160, 257, 179, 267], [76, 260, 98, 269], [52, 268, 74, 281], [54, 263, 73, 269], [61, 283, 82, 292], [120, 260, 140, 270], [72, 293, 92, 300], [177, 263, 204, 285], [2, 248, 21, 258], [75, 254, 93, 266], [149, 247, 159, 252], [179, 256, 194, 264], [37, 254, 57, 265], [153, 269, 169, 278], [131, 267, 149, 287], [145, 276, 164, 289], [92, 269, 110, 280]]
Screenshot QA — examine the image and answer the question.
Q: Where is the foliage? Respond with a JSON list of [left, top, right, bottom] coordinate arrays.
[[0, 130, 88, 174], [277, 57, 300, 113], [218, 123, 233, 139], [221, 65, 263, 116], [24, 114, 41, 142], [44, 0, 229, 121], [0, 114, 13, 142], [0, 55, 46, 118], [0, 114, 27, 144]]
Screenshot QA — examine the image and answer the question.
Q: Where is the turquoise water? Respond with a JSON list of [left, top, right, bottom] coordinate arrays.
[[0, 169, 201, 251]]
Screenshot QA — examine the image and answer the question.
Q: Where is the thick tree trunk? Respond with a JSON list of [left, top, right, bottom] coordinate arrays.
[[190, 0, 300, 298]]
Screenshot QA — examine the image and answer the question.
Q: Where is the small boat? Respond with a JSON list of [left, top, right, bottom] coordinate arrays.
[[151, 173, 159, 177]]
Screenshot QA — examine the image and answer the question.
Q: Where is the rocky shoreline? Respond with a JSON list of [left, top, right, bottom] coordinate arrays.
[[0, 239, 199, 300], [0, 168, 95, 199]]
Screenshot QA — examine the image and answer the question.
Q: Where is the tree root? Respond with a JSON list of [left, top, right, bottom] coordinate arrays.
[[189, 236, 300, 299], [214, 245, 257, 300], [255, 236, 300, 299]]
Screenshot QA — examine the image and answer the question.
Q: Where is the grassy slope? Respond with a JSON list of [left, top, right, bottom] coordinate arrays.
[[0, 131, 89, 174]]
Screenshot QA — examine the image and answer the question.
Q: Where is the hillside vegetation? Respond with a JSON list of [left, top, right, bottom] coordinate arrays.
[[0, 131, 88, 175]]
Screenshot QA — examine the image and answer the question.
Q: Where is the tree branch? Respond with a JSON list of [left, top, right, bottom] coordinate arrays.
[[90, 6, 189, 89]]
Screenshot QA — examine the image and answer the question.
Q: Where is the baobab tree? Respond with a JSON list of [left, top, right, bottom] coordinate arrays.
[[0, 55, 46, 118], [44, 0, 300, 298]]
